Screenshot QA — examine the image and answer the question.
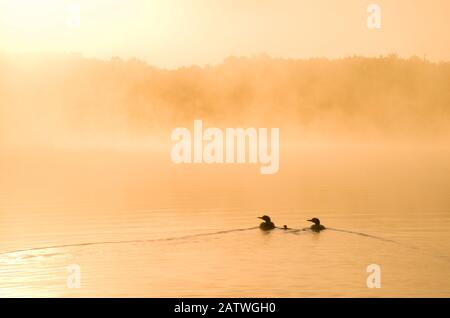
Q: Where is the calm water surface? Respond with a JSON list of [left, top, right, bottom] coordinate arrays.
[[1, 146, 449, 297]]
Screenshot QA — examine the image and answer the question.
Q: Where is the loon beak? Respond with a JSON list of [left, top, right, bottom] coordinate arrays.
[[307, 219, 313, 222], [257, 216, 264, 219]]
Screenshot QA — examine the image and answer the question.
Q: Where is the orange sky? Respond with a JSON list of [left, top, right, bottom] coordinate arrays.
[[0, 0, 449, 68]]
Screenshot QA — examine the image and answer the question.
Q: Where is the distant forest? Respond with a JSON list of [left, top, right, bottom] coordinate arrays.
[[1, 54, 449, 144]]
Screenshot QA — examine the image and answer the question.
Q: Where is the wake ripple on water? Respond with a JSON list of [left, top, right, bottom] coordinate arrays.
[[1, 226, 449, 264], [0, 226, 259, 259]]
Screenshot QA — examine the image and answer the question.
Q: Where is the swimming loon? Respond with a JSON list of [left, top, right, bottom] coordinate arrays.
[[258, 215, 275, 231], [307, 218, 326, 232]]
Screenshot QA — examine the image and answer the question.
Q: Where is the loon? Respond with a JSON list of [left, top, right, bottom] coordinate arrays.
[[307, 218, 326, 232], [258, 215, 275, 231]]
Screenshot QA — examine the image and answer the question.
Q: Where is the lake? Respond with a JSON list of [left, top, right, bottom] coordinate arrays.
[[1, 144, 449, 297]]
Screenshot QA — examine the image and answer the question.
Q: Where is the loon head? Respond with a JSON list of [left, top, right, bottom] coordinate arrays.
[[258, 215, 272, 223], [307, 218, 321, 225]]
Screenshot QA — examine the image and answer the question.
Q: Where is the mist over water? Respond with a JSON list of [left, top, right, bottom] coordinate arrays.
[[1, 54, 450, 297], [1, 54, 450, 147]]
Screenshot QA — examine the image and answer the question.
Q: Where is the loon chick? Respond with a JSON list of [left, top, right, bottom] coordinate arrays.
[[307, 218, 326, 232], [258, 215, 275, 231]]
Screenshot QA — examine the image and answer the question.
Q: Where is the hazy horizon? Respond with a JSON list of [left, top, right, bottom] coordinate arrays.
[[1, 53, 449, 149], [1, 0, 450, 68], [3, 50, 450, 70]]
